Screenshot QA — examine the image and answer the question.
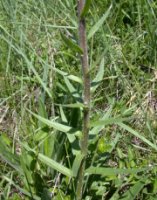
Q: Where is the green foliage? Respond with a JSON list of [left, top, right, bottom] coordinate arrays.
[[80, 0, 92, 19], [87, 4, 112, 39], [60, 32, 83, 54], [0, 0, 157, 199]]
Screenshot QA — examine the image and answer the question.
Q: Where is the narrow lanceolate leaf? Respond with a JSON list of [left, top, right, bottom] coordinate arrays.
[[90, 117, 128, 127], [2, 176, 40, 200], [85, 167, 147, 176], [117, 122, 157, 151], [120, 177, 148, 200], [60, 106, 68, 123], [88, 4, 112, 39], [91, 57, 104, 93], [90, 103, 113, 135], [38, 153, 74, 177], [72, 152, 84, 177], [21, 142, 74, 178], [67, 75, 82, 84], [0, 137, 22, 173], [55, 103, 85, 108], [27, 109, 72, 133], [64, 77, 81, 100], [60, 32, 83, 54], [80, 0, 92, 18], [53, 67, 83, 84]]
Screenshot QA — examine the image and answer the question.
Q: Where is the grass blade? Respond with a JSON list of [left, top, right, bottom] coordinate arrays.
[[90, 103, 114, 136], [91, 57, 104, 93], [0, 137, 22, 173], [117, 123, 157, 151], [27, 109, 72, 133], [53, 67, 82, 84], [2, 176, 40, 200], [38, 153, 74, 178], [85, 167, 147, 176], [90, 117, 128, 127], [80, 0, 92, 18], [60, 32, 83, 54], [88, 4, 112, 39], [120, 177, 148, 200], [1, 36, 52, 99], [72, 152, 84, 177], [21, 142, 74, 178]]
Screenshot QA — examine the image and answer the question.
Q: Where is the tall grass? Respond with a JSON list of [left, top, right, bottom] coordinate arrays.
[[0, 0, 157, 199]]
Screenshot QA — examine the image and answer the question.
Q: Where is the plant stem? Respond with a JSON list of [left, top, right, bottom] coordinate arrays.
[[76, 1, 90, 200]]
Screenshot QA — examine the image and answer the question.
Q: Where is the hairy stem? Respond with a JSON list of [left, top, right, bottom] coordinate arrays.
[[76, 1, 90, 199]]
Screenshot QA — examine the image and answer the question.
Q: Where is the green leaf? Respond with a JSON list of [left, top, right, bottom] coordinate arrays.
[[56, 103, 85, 108], [38, 97, 48, 128], [53, 67, 82, 84], [91, 57, 104, 93], [0, 136, 22, 173], [59, 106, 76, 143], [19, 152, 34, 187], [90, 103, 114, 136], [90, 117, 128, 127], [67, 75, 82, 84], [64, 76, 81, 100], [0, 133, 11, 146], [66, 133, 76, 143], [110, 133, 121, 153], [39, 153, 74, 177], [1, 36, 52, 99], [80, 0, 92, 18], [120, 177, 148, 200], [60, 32, 83, 54], [60, 105, 68, 123], [117, 123, 157, 151], [88, 4, 112, 39], [27, 109, 72, 133], [30, 109, 76, 145], [21, 142, 74, 178], [72, 152, 84, 177], [109, 189, 120, 200], [34, 130, 48, 142], [85, 167, 147, 176], [2, 176, 40, 200], [97, 137, 112, 153]]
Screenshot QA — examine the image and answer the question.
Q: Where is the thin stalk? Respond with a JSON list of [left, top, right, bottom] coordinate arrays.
[[76, 0, 90, 200]]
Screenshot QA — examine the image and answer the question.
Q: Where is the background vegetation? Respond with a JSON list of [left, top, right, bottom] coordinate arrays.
[[0, 0, 157, 199]]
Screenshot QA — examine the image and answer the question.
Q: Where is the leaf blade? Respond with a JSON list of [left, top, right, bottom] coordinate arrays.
[[90, 117, 128, 127], [60, 32, 83, 54], [21, 142, 74, 178], [91, 57, 105, 93], [27, 109, 72, 133], [88, 4, 112, 39], [117, 122, 157, 151], [85, 167, 147, 176], [38, 153, 74, 177], [80, 0, 92, 18], [120, 178, 148, 200]]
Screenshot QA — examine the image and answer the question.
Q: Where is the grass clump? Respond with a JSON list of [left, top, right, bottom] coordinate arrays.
[[0, 0, 157, 199]]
